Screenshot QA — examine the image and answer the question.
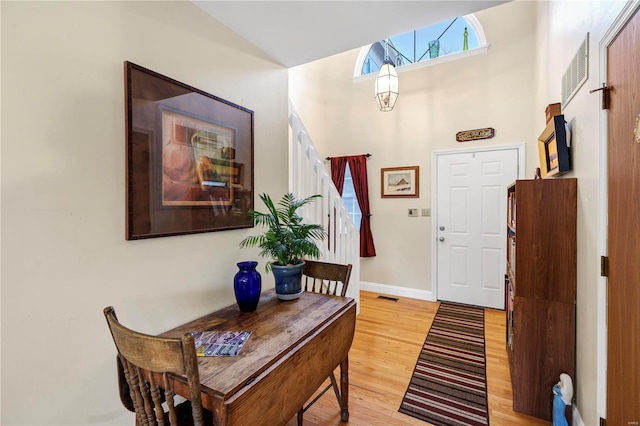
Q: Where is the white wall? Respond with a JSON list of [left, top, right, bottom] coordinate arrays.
[[534, 1, 627, 424], [1, 2, 288, 424], [288, 62, 328, 156], [289, 0, 538, 292]]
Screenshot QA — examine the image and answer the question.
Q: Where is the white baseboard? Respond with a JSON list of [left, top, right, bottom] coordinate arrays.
[[573, 405, 585, 426], [360, 281, 434, 301]]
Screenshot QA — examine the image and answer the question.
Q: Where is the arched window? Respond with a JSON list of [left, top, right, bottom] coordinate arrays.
[[355, 14, 488, 78]]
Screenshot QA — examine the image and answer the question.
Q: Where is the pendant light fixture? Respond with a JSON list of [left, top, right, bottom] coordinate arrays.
[[374, 41, 399, 112]]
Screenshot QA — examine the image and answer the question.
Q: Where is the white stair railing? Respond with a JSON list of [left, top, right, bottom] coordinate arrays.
[[289, 103, 360, 309]]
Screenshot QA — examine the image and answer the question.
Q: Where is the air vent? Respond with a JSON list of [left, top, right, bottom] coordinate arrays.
[[377, 295, 399, 302], [561, 33, 589, 110]]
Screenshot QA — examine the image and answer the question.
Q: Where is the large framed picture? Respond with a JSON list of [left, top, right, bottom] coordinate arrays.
[[381, 166, 420, 198], [125, 62, 254, 240]]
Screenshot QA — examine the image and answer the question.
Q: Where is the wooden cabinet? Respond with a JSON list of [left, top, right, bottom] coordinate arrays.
[[505, 178, 576, 421]]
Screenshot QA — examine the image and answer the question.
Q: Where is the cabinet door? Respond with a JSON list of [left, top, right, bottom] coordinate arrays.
[[511, 297, 575, 420], [514, 179, 576, 304]]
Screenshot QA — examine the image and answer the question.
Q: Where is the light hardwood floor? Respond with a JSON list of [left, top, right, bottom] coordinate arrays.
[[287, 291, 550, 426]]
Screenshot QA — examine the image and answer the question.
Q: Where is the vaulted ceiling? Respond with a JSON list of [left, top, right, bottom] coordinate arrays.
[[193, 1, 510, 68]]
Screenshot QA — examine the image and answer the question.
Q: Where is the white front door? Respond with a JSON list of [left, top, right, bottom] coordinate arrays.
[[435, 148, 519, 309]]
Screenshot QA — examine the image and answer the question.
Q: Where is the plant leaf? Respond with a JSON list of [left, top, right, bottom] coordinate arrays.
[[239, 192, 326, 268]]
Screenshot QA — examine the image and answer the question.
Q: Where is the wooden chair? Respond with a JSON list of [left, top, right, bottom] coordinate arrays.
[[104, 306, 208, 426], [301, 260, 352, 298], [298, 260, 353, 425]]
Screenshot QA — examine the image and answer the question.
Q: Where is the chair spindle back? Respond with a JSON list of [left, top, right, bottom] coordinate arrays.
[[302, 260, 352, 297], [104, 306, 204, 426]]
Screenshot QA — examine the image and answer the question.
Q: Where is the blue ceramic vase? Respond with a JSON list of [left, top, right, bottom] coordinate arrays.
[[234, 261, 261, 312]]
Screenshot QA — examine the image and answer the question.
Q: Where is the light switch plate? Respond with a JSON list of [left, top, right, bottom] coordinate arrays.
[[422, 208, 431, 217], [408, 209, 419, 217]]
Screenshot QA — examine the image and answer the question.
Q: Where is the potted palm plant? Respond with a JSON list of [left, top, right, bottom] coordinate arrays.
[[240, 192, 326, 300]]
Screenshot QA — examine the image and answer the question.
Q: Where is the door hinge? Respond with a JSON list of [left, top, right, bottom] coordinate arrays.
[[601, 256, 609, 277], [590, 83, 611, 109], [599, 417, 606, 426]]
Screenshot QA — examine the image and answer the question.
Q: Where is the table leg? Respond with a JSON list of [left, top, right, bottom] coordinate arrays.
[[340, 356, 349, 422]]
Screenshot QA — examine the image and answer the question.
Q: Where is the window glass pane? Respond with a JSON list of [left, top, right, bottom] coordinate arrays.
[[388, 32, 415, 65], [361, 17, 482, 75], [415, 20, 451, 60], [438, 19, 478, 56], [342, 164, 362, 230], [363, 42, 384, 74], [363, 53, 381, 75]]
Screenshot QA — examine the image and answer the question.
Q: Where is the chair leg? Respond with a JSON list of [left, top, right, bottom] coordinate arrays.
[[300, 372, 348, 424], [329, 372, 350, 422], [329, 372, 342, 405]]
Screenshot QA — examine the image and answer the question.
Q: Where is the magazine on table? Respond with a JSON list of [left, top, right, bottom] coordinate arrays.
[[191, 330, 252, 357]]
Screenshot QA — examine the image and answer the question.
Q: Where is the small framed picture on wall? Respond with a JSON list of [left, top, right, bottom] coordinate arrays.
[[381, 166, 419, 198]]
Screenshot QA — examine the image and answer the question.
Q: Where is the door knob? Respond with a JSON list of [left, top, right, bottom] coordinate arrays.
[[439, 226, 445, 231], [439, 237, 445, 242]]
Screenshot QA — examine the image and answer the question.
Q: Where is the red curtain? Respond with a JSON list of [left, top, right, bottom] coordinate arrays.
[[330, 155, 376, 257], [347, 156, 376, 257], [330, 157, 348, 195]]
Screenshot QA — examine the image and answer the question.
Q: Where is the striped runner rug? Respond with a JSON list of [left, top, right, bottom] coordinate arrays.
[[399, 302, 489, 426]]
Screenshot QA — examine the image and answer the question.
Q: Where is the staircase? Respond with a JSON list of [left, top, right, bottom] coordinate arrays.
[[288, 104, 360, 308]]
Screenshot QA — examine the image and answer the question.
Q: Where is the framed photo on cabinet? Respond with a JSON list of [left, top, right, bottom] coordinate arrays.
[[537, 115, 571, 179]]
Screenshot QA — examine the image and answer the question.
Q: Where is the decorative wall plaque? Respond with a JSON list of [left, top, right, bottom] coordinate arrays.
[[456, 127, 495, 142]]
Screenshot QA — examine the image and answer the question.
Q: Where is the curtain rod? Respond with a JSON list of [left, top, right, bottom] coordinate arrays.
[[325, 153, 372, 161]]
